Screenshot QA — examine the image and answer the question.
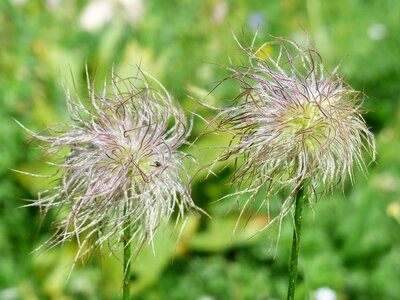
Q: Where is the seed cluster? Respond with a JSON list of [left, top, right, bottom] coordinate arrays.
[[211, 36, 375, 227], [22, 70, 198, 261]]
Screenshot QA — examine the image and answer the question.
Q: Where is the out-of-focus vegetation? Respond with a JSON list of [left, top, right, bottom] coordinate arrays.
[[1, 0, 400, 299]]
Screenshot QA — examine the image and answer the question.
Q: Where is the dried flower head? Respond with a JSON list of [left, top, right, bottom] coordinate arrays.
[[212, 36, 375, 227], [18, 68, 199, 262]]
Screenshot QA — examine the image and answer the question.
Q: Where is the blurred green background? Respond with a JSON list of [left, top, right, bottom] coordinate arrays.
[[1, 0, 400, 299]]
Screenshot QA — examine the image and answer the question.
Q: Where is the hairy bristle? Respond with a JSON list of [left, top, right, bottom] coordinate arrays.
[[22, 68, 200, 264], [211, 35, 375, 229]]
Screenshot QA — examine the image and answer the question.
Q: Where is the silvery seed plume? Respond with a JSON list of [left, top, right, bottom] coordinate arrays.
[[17, 68, 199, 263], [212, 36, 375, 228]]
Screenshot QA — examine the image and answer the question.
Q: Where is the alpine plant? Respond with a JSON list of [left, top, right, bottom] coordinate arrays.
[[213, 36, 375, 227], [19, 69, 199, 262]]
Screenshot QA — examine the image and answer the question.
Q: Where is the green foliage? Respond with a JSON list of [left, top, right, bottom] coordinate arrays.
[[1, 0, 399, 299]]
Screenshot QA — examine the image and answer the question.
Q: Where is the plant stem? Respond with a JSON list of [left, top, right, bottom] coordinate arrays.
[[287, 185, 305, 300], [123, 213, 131, 300]]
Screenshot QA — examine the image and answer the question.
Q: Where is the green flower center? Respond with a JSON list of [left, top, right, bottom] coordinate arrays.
[[282, 101, 330, 152]]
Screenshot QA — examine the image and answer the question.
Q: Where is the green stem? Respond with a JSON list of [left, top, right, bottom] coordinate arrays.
[[287, 185, 305, 300], [123, 213, 131, 300]]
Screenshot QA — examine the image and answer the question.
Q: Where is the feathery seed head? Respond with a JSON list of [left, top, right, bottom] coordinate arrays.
[[214, 36, 375, 226], [23, 69, 198, 261]]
